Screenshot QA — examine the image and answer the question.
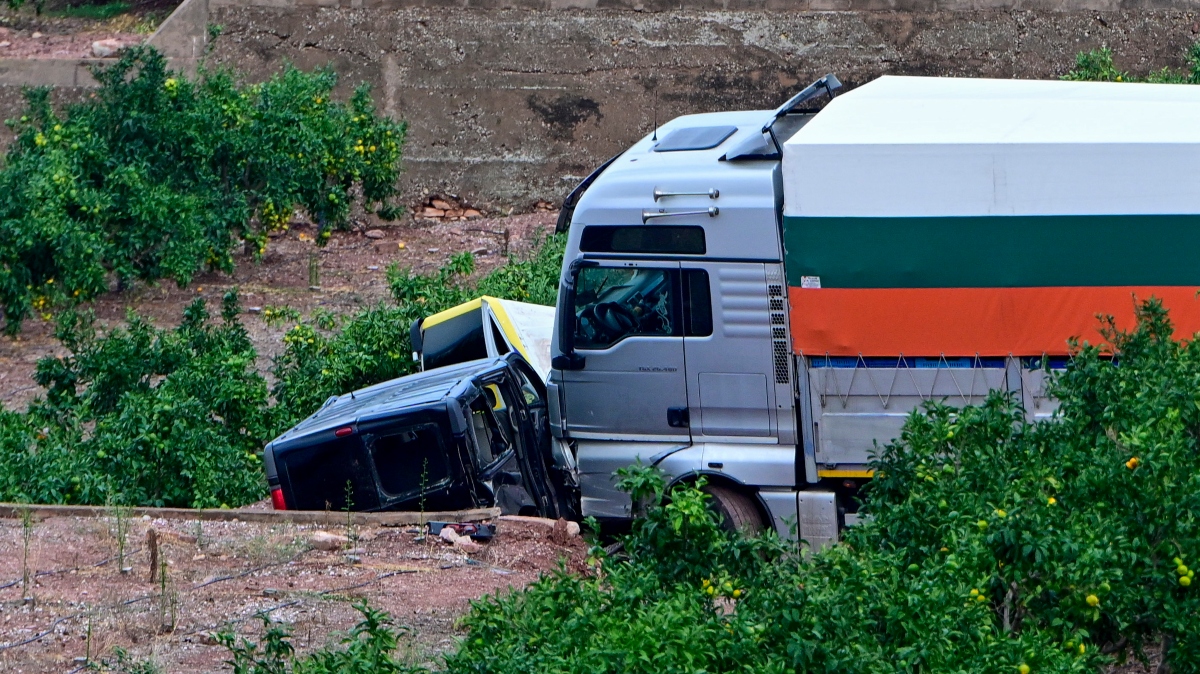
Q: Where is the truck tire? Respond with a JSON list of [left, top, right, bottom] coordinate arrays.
[[702, 484, 765, 535]]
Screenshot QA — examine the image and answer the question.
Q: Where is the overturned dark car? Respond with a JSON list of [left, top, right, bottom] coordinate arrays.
[[264, 353, 578, 519]]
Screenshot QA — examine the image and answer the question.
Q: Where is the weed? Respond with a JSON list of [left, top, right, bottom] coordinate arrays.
[[343, 480, 359, 554], [417, 458, 429, 529], [19, 505, 32, 598], [89, 646, 161, 674], [48, 1, 130, 20], [106, 497, 131, 573], [157, 558, 176, 633], [217, 602, 423, 673]]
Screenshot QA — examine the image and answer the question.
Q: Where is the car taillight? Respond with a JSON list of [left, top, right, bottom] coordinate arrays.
[[270, 486, 287, 510], [335, 426, 354, 437]]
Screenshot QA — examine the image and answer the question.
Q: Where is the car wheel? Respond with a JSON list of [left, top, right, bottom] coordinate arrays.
[[702, 484, 765, 535]]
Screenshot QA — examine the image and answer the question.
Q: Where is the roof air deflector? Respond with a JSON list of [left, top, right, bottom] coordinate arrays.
[[763, 74, 842, 134], [652, 125, 738, 152]]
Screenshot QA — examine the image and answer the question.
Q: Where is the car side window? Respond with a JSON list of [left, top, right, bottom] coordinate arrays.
[[468, 392, 510, 468], [573, 267, 678, 349]]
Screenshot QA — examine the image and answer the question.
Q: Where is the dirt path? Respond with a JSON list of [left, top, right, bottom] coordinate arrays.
[[0, 213, 558, 411], [0, 511, 586, 672]]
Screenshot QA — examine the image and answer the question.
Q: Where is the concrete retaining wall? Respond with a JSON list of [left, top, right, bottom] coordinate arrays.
[[201, 4, 1200, 210]]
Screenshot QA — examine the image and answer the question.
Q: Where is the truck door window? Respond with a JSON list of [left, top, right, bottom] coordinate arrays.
[[683, 269, 712, 337], [574, 267, 679, 349]]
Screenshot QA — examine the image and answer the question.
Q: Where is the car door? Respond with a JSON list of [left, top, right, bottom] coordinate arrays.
[[559, 260, 690, 441]]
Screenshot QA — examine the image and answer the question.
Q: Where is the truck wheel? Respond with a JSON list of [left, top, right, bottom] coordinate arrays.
[[702, 484, 765, 535]]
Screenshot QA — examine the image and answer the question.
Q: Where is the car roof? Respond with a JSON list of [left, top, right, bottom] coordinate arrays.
[[271, 357, 507, 446]]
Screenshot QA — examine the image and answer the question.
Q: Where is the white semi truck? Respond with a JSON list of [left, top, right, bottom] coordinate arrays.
[[543, 74, 1200, 546], [270, 74, 1200, 548]]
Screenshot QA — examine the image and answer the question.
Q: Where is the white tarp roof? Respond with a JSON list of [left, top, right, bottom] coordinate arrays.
[[783, 75, 1200, 218]]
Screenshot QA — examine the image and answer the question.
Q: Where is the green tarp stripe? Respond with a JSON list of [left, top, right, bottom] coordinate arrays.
[[783, 214, 1200, 289]]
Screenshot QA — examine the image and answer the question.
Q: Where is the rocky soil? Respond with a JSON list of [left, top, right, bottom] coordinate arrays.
[[0, 509, 587, 673]]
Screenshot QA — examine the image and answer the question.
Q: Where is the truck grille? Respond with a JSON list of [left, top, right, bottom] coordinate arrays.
[[768, 283, 790, 384]]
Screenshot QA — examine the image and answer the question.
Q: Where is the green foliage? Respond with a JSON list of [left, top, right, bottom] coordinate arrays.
[[218, 602, 424, 674], [0, 46, 405, 333], [271, 234, 565, 426], [89, 647, 162, 674], [0, 291, 273, 507], [47, 1, 131, 20], [444, 301, 1200, 673], [0, 233, 563, 507], [6, 0, 46, 16], [1064, 41, 1200, 84]]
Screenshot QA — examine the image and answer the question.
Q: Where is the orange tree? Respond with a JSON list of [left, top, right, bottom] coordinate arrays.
[[0, 46, 404, 332], [444, 301, 1199, 673]]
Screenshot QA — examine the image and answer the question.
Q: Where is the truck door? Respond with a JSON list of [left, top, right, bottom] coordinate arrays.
[[679, 261, 777, 438], [559, 260, 690, 441]]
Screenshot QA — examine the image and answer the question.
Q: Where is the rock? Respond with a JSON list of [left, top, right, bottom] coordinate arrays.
[[498, 514, 581, 537], [420, 207, 445, 218], [438, 525, 485, 553], [31, 31, 43, 39], [549, 518, 573, 545], [198, 632, 219, 646], [431, 199, 454, 210], [246, 306, 262, 313], [0, 42, 11, 49], [309, 530, 349, 551], [367, 265, 380, 271], [454, 537, 484, 553], [91, 39, 122, 57], [471, 247, 490, 256], [464, 209, 483, 218], [427, 247, 440, 253], [364, 229, 385, 239]]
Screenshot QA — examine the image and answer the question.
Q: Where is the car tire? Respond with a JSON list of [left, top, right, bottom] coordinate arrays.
[[702, 484, 765, 535]]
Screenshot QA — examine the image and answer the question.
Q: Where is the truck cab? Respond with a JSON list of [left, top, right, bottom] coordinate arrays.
[[549, 102, 823, 538]]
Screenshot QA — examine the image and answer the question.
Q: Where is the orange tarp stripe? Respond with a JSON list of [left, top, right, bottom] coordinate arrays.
[[789, 286, 1200, 357]]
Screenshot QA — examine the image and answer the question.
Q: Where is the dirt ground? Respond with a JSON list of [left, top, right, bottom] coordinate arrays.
[[0, 511, 587, 673], [0, 0, 171, 60], [0, 212, 558, 411]]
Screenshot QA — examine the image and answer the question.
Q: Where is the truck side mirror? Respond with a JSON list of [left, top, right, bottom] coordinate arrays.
[[553, 259, 594, 371]]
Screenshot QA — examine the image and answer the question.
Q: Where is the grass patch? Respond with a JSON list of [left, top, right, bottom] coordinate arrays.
[[47, 1, 131, 20]]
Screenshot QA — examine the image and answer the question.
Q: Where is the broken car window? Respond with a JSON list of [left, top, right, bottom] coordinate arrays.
[[468, 392, 511, 469], [370, 424, 452, 497]]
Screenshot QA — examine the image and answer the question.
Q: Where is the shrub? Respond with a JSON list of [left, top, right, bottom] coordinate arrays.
[[444, 300, 1200, 673], [0, 291, 273, 507], [0, 46, 405, 333], [1064, 41, 1200, 83]]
